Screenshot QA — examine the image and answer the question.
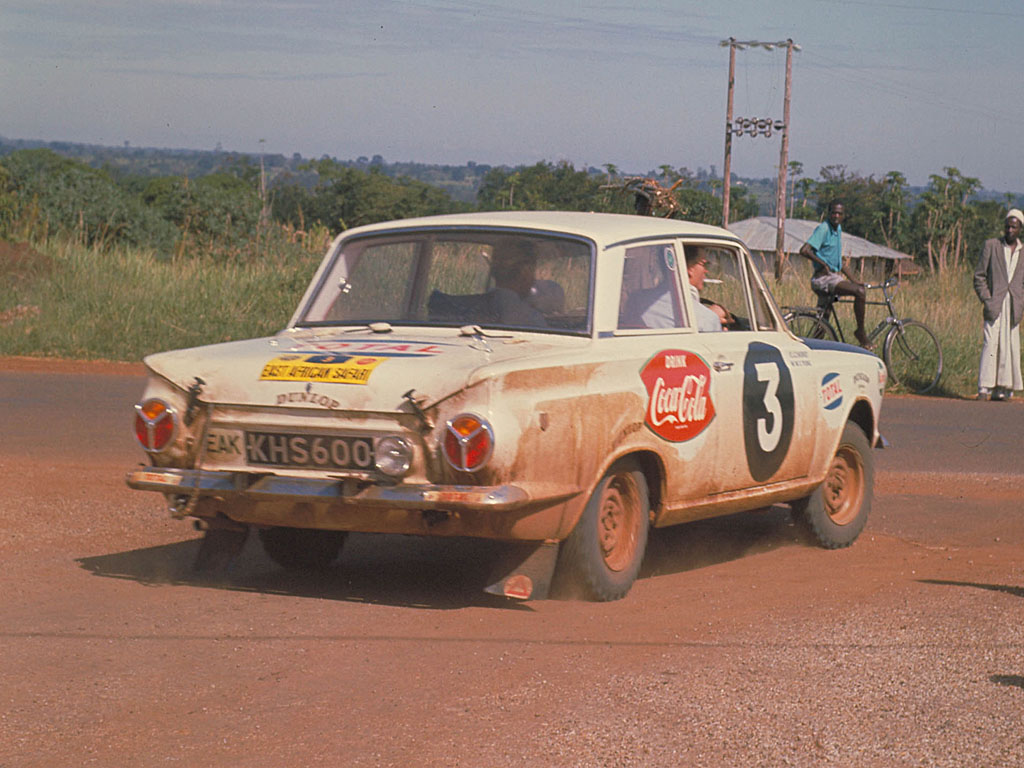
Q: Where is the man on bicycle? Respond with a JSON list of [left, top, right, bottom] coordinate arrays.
[[799, 200, 871, 348]]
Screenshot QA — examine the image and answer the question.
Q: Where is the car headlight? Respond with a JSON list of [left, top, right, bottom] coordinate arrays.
[[134, 399, 177, 452], [375, 436, 413, 477], [442, 413, 494, 473]]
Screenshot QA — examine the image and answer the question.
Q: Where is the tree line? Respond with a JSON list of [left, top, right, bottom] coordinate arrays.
[[0, 146, 1018, 275]]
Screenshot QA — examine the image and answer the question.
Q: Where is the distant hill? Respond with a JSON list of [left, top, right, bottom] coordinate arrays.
[[0, 136, 746, 206], [0, 137, 496, 203], [2, 135, 1016, 211]]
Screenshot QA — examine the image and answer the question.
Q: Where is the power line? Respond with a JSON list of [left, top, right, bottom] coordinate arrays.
[[800, 51, 1017, 127], [811, 0, 1024, 19]]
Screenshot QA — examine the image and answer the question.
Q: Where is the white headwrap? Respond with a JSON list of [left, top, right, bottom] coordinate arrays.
[[1007, 208, 1024, 225]]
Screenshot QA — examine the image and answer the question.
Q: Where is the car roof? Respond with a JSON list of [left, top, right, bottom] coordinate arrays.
[[339, 211, 746, 249]]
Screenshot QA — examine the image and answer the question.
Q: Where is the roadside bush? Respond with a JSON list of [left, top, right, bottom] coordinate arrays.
[[142, 173, 261, 260], [476, 161, 604, 211], [0, 149, 176, 250], [273, 162, 461, 233]]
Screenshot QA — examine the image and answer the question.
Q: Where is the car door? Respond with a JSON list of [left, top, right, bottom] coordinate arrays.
[[683, 241, 820, 492], [608, 240, 726, 504]]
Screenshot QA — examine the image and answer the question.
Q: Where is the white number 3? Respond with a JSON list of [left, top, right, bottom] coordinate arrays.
[[754, 362, 782, 452]]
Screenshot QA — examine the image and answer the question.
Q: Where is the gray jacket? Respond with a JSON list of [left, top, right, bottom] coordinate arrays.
[[974, 237, 1024, 327]]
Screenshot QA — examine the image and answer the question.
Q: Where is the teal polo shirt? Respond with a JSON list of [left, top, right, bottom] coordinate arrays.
[[807, 221, 842, 273]]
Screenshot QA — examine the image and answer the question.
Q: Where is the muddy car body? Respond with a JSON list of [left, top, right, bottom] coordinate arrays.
[[127, 211, 885, 600]]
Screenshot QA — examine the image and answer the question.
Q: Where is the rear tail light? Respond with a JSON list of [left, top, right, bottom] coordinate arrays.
[[134, 399, 177, 452], [443, 413, 493, 472]]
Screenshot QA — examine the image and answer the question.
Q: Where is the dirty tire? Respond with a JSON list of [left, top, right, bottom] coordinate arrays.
[[791, 422, 872, 548], [257, 527, 347, 571], [556, 458, 649, 601]]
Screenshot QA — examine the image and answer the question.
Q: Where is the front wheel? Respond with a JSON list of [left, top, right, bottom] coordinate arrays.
[[883, 320, 942, 394], [786, 310, 837, 341], [555, 459, 649, 601], [791, 422, 872, 548]]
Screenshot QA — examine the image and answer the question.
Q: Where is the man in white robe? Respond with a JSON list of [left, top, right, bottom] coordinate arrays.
[[973, 209, 1024, 400]]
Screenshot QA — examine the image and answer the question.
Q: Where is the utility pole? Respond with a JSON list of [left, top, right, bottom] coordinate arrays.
[[774, 40, 796, 279], [722, 38, 736, 228], [719, 38, 800, 278]]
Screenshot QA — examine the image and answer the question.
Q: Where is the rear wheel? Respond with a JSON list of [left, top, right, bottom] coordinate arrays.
[[786, 310, 836, 341], [883, 320, 942, 394], [556, 458, 649, 601], [791, 422, 872, 548], [258, 526, 347, 571]]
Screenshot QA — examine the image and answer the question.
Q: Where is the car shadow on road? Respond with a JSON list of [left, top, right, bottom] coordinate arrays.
[[917, 578, 1024, 599], [641, 504, 807, 579], [78, 506, 810, 608], [76, 533, 531, 612], [990, 674, 1024, 690], [919, 581, 1024, 694]]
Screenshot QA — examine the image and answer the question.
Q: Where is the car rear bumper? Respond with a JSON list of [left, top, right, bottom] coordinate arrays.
[[126, 467, 578, 540]]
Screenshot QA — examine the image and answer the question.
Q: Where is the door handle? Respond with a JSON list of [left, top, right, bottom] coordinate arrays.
[[713, 360, 734, 372]]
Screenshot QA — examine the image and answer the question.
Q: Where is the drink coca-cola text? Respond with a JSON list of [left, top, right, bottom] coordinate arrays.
[[640, 350, 715, 442], [649, 374, 708, 427]]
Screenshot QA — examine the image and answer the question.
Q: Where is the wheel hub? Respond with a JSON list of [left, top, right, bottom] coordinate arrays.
[[597, 478, 638, 572], [824, 447, 862, 525]]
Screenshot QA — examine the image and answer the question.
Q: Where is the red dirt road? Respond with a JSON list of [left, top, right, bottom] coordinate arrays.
[[1, 359, 1023, 767]]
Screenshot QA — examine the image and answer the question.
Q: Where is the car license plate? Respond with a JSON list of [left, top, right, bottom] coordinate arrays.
[[244, 431, 375, 470]]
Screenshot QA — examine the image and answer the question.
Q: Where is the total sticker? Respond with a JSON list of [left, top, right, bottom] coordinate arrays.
[[820, 372, 843, 410]]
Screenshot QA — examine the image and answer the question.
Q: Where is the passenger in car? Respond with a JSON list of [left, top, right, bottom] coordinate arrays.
[[528, 279, 565, 316], [621, 251, 730, 332], [490, 240, 547, 326], [619, 249, 684, 329], [686, 255, 727, 332], [623, 278, 679, 329]]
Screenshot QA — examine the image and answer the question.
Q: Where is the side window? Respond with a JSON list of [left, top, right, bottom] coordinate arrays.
[[744, 255, 778, 331], [690, 246, 750, 332], [618, 244, 685, 330]]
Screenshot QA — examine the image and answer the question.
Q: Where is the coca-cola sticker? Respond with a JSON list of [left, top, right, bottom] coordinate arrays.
[[640, 350, 716, 442]]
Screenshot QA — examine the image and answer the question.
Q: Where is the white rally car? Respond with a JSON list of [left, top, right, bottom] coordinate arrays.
[[127, 212, 885, 601]]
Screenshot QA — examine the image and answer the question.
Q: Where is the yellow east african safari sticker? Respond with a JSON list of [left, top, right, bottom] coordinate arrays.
[[259, 354, 386, 385]]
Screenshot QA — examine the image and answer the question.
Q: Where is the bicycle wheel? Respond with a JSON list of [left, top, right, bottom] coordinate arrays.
[[786, 310, 837, 341], [883, 320, 942, 394]]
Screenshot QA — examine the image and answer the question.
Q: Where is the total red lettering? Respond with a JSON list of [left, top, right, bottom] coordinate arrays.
[[307, 342, 444, 355]]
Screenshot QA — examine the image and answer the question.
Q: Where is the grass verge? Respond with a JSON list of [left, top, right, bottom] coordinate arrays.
[[0, 237, 987, 398], [0, 238, 318, 362]]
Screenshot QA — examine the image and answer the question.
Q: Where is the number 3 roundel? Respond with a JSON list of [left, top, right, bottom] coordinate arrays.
[[742, 342, 794, 481]]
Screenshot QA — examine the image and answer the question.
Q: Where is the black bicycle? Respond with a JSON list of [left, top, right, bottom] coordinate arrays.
[[782, 276, 942, 394]]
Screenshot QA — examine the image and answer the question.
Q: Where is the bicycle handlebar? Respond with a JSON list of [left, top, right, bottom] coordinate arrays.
[[863, 276, 898, 290], [862, 276, 900, 299]]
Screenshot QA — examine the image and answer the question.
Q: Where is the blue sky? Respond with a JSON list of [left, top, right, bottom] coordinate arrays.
[[3, 0, 1022, 192]]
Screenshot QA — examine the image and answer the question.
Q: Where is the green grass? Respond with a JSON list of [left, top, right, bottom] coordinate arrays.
[[0, 236, 990, 398], [0, 238, 318, 362]]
